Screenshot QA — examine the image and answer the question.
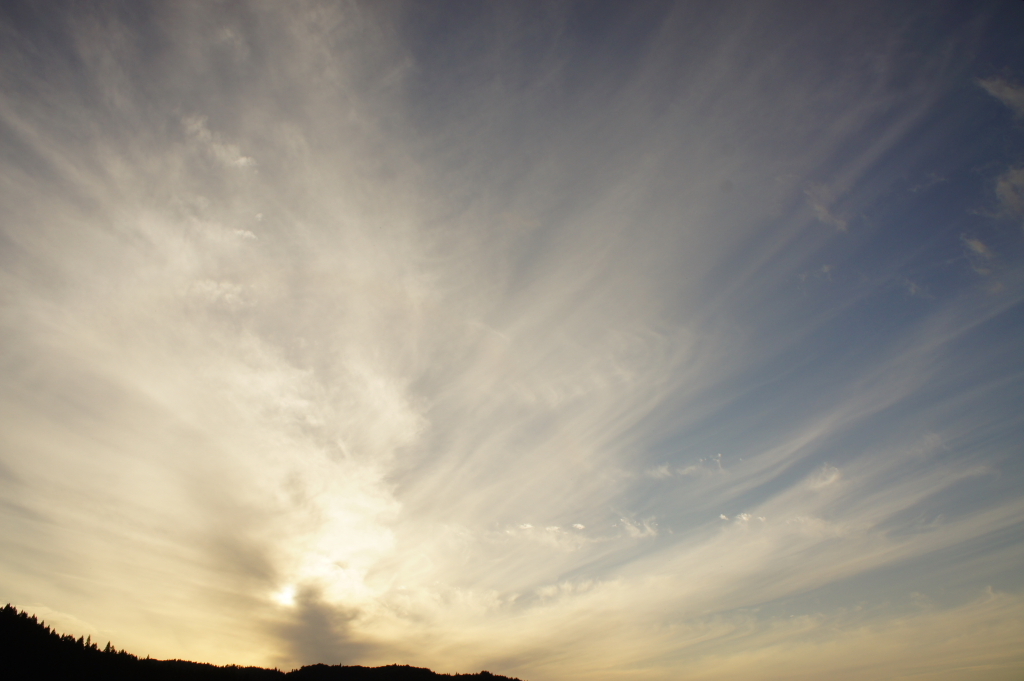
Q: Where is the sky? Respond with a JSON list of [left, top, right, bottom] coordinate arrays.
[[1, 1, 1024, 679]]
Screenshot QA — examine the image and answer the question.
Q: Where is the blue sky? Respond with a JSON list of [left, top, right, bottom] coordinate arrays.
[[1, 2, 1023, 679]]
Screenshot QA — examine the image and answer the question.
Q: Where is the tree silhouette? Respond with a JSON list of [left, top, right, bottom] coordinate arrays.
[[1, 605, 524, 681]]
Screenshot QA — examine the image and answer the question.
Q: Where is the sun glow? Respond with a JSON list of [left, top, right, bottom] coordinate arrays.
[[272, 585, 298, 608]]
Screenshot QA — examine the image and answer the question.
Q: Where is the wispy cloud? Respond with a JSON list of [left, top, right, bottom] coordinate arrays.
[[805, 184, 849, 232], [980, 76, 1024, 118], [995, 166, 1024, 219], [0, 2, 1022, 679], [184, 115, 257, 168]]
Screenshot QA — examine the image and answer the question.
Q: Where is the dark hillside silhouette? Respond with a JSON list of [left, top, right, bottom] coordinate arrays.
[[2, 605, 522, 681]]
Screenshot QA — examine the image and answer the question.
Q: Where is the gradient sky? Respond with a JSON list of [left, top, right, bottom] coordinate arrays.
[[2, 2, 1024, 679]]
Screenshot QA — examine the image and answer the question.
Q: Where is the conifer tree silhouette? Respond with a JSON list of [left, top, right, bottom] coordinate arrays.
[[2, 604, 525, 681]]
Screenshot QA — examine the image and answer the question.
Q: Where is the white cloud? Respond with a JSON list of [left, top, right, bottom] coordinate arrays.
[[980, 77, 1024, 118], [189, 279, 250, 307], [808, 464, 841, 490], [184, 115, 256, 168], [964, 237, 994, 258], [805, 184, 849, 232], [646, 455, 725, 479], [645, 464, 673, 479], [620, 518, 659, 538], [995, 166, 1024, 217]]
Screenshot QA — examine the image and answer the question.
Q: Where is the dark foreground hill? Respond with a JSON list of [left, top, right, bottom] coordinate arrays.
[[2, 605, 523, 681]]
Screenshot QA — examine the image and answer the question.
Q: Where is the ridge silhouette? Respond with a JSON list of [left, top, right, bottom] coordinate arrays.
[[2, 605, 523, 681]]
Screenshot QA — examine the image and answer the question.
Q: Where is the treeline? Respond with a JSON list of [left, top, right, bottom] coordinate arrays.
[[2, 605, 521, 681]]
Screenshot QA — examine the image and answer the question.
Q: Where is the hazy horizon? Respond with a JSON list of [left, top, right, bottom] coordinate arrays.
[[1, 2, 1023, 680]]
